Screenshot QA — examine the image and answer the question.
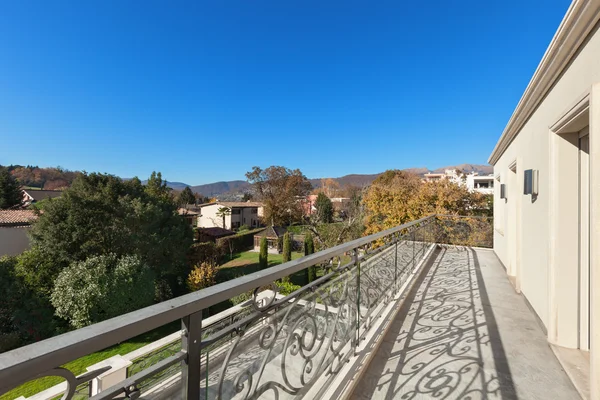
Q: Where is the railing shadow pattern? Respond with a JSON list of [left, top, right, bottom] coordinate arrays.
[[356, 246, 516, 400]]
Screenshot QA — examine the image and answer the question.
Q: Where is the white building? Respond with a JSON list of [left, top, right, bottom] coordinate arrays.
[[489, 0, 599, 397], [197, 201, 264, 230], [466, 174, 494, 194]]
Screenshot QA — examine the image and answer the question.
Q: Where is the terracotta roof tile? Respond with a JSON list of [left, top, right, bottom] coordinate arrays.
[[0, 210, 38, 226]]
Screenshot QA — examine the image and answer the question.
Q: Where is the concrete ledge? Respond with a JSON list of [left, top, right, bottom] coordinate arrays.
[[551, 344, 590, 400]]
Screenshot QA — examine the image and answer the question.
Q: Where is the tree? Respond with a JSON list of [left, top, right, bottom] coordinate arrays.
[[259, 237, 268, 269], [51, 254, 155, 328], [24, 173, 193, 297], [187, 262, 217, 292], [216, 207, 231, 229], [319, 178, 340, 197], [241, 192, 253, 202], [0, 256, 57, 351], [363, 170, 487, 235], [0, 167, 22, 209], [245, 166, 312, 226], [315, 193, 334, 223], [282, 232, 291, 263], [304, 233, 316, 283], [145, 171, 171, 199], [178, 186, 196, 205]]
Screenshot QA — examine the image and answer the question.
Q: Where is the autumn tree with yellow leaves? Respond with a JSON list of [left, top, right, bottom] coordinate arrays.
[[363, 170, 489, 236]]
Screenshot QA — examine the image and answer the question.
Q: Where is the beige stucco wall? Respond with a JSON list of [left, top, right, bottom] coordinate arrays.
[[493, 24, 600, 332], [197, 204, 230, 229], [0, 227, 31, 256]]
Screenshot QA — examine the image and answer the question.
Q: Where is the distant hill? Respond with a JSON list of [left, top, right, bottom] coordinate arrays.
[[140, 180, 190, 191], [189, 164, 492, 197], [190, 180, 250, 197]]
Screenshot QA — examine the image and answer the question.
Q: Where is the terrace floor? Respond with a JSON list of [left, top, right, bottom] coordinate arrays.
[[353, 246, 580, 400]]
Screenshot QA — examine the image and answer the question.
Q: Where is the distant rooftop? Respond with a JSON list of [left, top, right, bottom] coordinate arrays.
[[198, 201, 263, 208], [0, 209, 38, 227], [22, 189, 63, 202]]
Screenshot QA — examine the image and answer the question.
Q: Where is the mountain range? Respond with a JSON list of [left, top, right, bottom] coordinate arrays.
[[177, 164, 493, 197]]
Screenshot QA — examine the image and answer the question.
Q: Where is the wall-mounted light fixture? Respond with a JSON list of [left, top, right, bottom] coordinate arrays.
[[524, 169, 538, 195], [500, 184, 507, 199]]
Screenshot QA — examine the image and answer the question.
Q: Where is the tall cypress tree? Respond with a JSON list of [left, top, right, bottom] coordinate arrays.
[[304, 233, 316, 283], [282, 232, 291, 263], [0, 167, 22, 209], [259, 237, 268, 270]]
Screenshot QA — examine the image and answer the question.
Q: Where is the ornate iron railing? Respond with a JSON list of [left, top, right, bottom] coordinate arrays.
[[0, 215, 491, 400]]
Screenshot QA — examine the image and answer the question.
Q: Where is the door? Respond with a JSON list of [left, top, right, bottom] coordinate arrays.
[[578, 127, 590, 351]]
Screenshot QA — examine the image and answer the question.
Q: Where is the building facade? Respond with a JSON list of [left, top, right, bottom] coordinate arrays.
[[197, 202, 264, 230], [489, 1, 600, 397]]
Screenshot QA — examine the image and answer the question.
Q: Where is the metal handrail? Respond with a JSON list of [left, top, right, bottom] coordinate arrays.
[[0, 214, 436, 388]]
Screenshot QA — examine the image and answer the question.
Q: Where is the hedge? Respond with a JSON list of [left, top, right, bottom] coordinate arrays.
[[216, 228, 265, 254]]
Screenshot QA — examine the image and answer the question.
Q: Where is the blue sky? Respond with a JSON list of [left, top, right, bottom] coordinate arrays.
[[0, 0, 569, 185]]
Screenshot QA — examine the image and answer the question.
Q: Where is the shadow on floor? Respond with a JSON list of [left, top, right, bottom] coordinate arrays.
[[356, 246, 518, 400]]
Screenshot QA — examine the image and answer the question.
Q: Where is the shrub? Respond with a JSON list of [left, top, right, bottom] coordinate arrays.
[[187, 262, 217, 292], [259, 237, 268, 269], [282, 232, 291, 263], [51, 254, 155, 328], [188, 242, 222, 267], [276, 281, 302, 296], [304, 232, 316, 283]]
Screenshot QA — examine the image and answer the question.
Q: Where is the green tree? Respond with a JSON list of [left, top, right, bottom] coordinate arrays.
[[178, 186, 196, 205], [0, 256, 57, 351], [259, 237, 268, 269], [51, 254, 155, 328], [0, 167, 22, 209], [315, 192, 334, 223], [304, 233, 316, 283], [282, 232, 291, 263], [24, 173, 193, 296], [145, 171, 171, 199], [245, 166, 312, 226]]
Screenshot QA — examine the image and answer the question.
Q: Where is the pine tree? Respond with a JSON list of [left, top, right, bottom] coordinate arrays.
[[315, 192, 334, 223], [304, 233, 316, 283], [0, 167, 22, 209], [178, 186, 196, 205], [259, 237, 268, 269]]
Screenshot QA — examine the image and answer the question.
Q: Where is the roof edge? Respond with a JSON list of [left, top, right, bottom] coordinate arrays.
[[488, 0, 600, 165]]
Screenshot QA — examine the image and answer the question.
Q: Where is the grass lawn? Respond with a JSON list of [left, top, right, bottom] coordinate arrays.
[[217, 251, 305, 284], [2, 322, 179, 400]]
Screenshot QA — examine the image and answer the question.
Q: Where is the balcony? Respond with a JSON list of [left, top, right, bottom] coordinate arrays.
[[0, 215, 579, 399]]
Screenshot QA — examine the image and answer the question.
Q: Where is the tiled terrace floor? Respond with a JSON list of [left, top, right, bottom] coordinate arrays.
[[354, 246, 580, 400]]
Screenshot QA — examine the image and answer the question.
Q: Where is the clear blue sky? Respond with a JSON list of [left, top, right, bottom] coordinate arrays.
[[0, 0, 569, 185]]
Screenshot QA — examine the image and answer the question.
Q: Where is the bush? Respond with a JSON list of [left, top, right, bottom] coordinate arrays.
[[276, 281, 302, 296], [216, 228, 265, 254], [304, 232, 316, 283], [187, 262, 217, 292], [259, 237, 268, 269], [282, 232, 291, 263], [188, 242, 222, 267], [51, 254, 155, 328]]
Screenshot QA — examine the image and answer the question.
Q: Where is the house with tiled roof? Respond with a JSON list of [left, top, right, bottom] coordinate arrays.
[[22, 189, 62, 206], [0, 209, 39, 256], [197, 201, 264, 231]]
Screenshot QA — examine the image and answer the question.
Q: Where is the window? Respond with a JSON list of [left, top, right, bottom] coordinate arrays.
[[231, 208, 241, 215], [232, 221, 241, 229], [251, 208, 258, 214]]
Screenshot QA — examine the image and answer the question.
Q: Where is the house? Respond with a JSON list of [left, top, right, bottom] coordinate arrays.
[[253, 225, 287, 254], [197, 201, 264, 230], [21, 189, 62, 206], [0, 210, 38, 256], [177, 207, 199, 227], [465, 173, 494, 194], [488, 0, 600, 397]]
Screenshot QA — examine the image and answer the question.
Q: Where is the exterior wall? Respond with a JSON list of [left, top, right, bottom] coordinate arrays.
[[198, 204, 263, 230], [0, 227, 31, 256], [198, 204, 228, 229], [493, 25, 600, 334]]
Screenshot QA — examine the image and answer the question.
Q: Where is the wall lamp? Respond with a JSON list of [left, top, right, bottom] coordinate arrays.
[[524, 169, 539, 196]]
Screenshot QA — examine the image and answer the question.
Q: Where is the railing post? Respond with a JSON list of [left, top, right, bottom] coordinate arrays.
[[182, 311, 202, 399], [354, 247, 361, 348], [394, 237, 398, 290]]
